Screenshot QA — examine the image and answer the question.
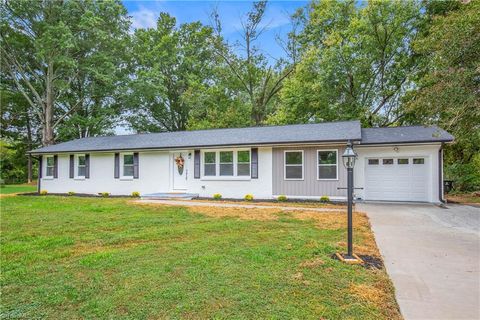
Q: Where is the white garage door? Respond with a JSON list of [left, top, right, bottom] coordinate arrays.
[[365, 157, 429, 202]]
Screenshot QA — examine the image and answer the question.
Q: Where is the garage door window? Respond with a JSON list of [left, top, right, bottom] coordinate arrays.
[[383, 159, 394, 165], [413, 158, 425, 164], [398, 158, 409, 165], [368, 159, 379, 165]]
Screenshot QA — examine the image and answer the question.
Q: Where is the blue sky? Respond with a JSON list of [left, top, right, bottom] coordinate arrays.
[[122, 0, 309, 63]]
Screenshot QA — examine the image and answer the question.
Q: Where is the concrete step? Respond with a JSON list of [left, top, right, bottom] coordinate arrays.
[[141, 192, 199, 200]]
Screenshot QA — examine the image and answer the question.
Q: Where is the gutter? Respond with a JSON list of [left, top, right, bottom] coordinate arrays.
[[28, 139, 362, 155]]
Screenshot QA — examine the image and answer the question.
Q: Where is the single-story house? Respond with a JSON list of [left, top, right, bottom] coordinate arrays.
[[29, 120, 453, 203]]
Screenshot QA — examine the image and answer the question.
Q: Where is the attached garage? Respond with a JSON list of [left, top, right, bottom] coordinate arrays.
[[364, 156, 429, 202]]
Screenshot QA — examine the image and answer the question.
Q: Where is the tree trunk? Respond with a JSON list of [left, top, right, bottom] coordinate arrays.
[[42, 62, 55, 146], [25, 108, 33, 183]]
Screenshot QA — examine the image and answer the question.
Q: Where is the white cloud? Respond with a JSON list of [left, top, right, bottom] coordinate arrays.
[[130, 6, 159, 30]]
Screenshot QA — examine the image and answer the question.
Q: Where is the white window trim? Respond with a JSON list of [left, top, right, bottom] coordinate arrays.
[[120, 152, 134, 179], [317, 149, 339, 181], [74, 154, 86, 180], [284, 150, 304, 181], [219, 150, 234, 177], [44, 155, 55, 179], [201, 148, 251, 180]]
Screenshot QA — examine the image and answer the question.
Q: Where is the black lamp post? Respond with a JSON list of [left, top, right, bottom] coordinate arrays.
[[342, 142, 357, 258]]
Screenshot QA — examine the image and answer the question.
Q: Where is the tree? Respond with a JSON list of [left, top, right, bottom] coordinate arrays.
[[407, 0, 480, 191], [1, 0, 130, 146], [211, 1, 294, 126], [274, 0, 423, 126], [125, 13, 219, 132]]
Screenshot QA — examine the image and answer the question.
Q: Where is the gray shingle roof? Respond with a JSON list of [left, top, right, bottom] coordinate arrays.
[[30, 120, 362, 154], [360, 126, 454, 145]]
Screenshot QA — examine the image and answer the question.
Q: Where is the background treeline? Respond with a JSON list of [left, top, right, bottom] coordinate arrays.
[[1, 0, 479, 191]]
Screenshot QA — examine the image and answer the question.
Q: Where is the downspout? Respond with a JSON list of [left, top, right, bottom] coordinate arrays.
[[438, 144, 445, 203]]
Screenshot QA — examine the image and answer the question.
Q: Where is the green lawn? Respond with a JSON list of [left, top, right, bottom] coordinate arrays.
[[1, 196, 400, 319], [0, 184, 37, 194]]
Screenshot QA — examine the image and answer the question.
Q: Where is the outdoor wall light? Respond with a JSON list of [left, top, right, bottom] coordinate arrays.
[[342, 145, 357, 169]]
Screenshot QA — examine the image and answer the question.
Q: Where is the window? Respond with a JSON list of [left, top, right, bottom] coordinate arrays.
[[285, 151, 303, 180], [204, 152, 216, 176], [77, 155, 86, 177], [237, 150, 250, 176], [318, 150, 338, 180], [203, 150, 251, 178], [383, 159, 394, 165], [398, 158, 409, 165], [123, 154, 134, 177], [46, 156, 54, 177], [413, 158, 425, 164], [368, 159, 379, 165], [220, 151, 234, 176]]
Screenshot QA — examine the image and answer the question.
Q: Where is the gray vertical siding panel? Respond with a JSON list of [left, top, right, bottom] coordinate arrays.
[[272, 146, 347, 197]]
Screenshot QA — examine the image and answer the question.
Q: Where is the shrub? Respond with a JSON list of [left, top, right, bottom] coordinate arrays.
[[213, 193, 222, 200], [99, 192, 110, 198], [131, 191, 140, 198], [244, 194, 254, 201], [40, 190, 48, 196], [277, 195, 287, 202], [320, 196, 330, 203], [67, 191, 75, 196]]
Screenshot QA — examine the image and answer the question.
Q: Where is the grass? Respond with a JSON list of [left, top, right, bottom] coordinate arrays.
[[1, 196, 401, 319], [0, 184, 37, 195]]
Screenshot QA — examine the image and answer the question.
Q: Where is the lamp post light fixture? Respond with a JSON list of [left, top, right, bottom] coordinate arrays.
[[336, 141, 363, 264]]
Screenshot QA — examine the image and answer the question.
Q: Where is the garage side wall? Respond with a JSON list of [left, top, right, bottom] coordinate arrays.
[[355, 144, 441, 203]]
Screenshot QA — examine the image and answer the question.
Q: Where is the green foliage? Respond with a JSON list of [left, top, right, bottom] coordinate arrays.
[[125, 13, 220, 132], [131, 191, 140, 198], [406, 0, 480, 191], [99, 192, 110, 198], [320, 196, 330, 203], [67, 191, 75, 196], [445, 153, 480, 192], [244, 194, 254, 201], [213, 193, 222, 200], [274, 0, 422, 127], [277, 195, 288, 202], [40, 190, 48, 196], [0, 140, 29, 183]]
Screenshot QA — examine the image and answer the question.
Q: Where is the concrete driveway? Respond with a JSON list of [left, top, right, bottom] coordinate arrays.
[[357, 202, 480, 320]]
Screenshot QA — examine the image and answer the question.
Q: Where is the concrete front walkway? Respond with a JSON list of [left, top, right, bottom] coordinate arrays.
[[358, 202, 480, 320], [137, 199, 343, 212]]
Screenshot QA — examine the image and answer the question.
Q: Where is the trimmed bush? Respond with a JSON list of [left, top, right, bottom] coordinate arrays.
[[213, 193, 222, 200], [40, 190, 48, 196], [244, 194, 254, 201], [99, 192, 110, 198], [67, 191, 75, 196], [131, 191, 140, 198], [277, 195, 287, 202], [320, 196, 330, 203]]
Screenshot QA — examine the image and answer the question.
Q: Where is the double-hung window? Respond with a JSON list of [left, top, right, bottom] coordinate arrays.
[[203, 149, 251, 178], [284, 151, 303, 180], [317, 150, 338, 180], [237, 150, 250, 176], [45, 156, 54, 177], [204, 152, 216, 176], [220, 151, 234, 176], [77, 155, 86, 177], [123, 154, 134, 177]]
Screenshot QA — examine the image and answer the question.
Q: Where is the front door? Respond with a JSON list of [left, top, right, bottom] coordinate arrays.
[[172, 152, 188, 190]]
